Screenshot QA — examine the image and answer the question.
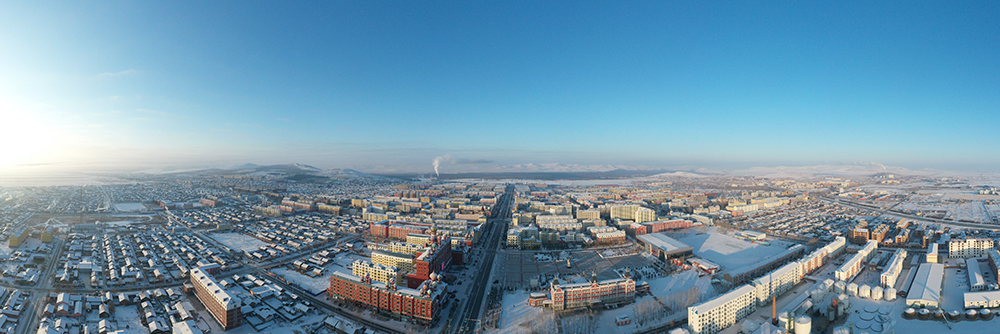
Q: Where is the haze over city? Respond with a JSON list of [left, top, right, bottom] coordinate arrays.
[[2, 1, 999, 176]]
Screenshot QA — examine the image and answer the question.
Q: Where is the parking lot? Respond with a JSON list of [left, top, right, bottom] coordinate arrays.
[[496, 247, 658, 289]]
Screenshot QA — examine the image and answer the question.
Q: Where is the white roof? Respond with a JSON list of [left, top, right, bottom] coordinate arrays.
[[636, 234, 693, 256], [690, 284, 756, 315], [907, 263, 944, 305], [965, 290, 1000, 305], [967, 258, 985, 287]]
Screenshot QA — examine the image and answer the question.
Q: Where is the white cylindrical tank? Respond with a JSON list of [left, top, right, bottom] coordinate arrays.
[[779, 311, 791, 330], [847, 283, 859, 296], [859, 284, 871, 298], [885, 288, 897, 301], [794, 315, 811, 334], [871, 286, 884, 300]]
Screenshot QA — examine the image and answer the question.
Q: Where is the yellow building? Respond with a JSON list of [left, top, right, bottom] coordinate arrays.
[[352, 260, 402, 285], [9, 228, 28, 247], [41, 227, 54, 243], [371, 250, 414, 272], [373, 241, 424, 255]]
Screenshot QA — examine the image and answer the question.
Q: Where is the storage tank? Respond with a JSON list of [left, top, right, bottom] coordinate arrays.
[[982, 308, 994, 320], [948, 310, 961, 321], [885, 288, 897, 301], [967, 309, 979, 320], [859, 284, 871, 298], [871, 286, 884, 300], [934, 309, 945, 320], [918, 308, 931, 320], [838, 294, 849, 308], [847, 283, 859, 296], [903, 308, 916, 319], [832, 326, 850, 334], [794, 315, 811, 334], [778, 311, 791, 330]]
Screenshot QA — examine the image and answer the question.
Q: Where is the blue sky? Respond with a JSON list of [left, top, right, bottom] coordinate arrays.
[[1, 1, 998, 174]]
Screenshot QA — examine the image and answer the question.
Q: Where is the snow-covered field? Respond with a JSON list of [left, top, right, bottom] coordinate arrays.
[[271, 267, 331, 295], [212, 232, 270, 252], [674, 228, 791, 270]]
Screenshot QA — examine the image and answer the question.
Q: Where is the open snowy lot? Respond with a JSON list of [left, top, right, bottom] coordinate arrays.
[[212, 232, 270, 252], [672, 227, 793, 270], [114, 202, 147, 212], [272, 267, 331, 295]]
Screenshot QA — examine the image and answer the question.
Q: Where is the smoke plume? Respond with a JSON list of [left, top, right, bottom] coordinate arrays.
[[433, 155, 452, 177]]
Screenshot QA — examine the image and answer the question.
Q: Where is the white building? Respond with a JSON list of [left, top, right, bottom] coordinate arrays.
[[752, 261, 802, 306], [688, 284, 757, 334], [880, 249, 907, 288], [610, 205, 642, 220], [965, 290, 1000, 309], [927, 243, 939, 263], [988, 249, 1000, 280], [967, 258, 987, 292], [834, 240, 878, 281], [949, 238, 994, 259], [634, 208, 656, 223], [906, 263, 944, 308]]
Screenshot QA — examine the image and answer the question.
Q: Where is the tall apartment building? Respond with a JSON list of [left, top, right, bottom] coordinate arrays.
[[634, 208, 656, 223], [950, 238, 995, 259], [881, 249, 907, 288], [576, 210, 600, 220], [835, 240, 878, 281], [752, 261, 802, 306], [610, 205, 642, 220], [688, 284, 757, 334], [190, 268, 242, 330]]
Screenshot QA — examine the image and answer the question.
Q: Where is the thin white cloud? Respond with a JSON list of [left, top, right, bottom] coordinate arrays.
[[135, 109, 175, 117], [97, 69, 139, 78]]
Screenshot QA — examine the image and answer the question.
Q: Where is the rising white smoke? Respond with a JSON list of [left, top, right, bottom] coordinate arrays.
[[433, 155, 452, 177]]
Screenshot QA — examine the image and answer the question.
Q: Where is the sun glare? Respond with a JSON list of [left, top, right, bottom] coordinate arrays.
[[0, 110, 53, 168]]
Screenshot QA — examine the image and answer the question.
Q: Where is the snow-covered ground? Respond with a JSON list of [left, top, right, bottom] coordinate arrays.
[[212, 232, 270, 252], [488, 269, 715, 334], [271, 267, 331, 295], [114, 202, 147, 212], [673, 227, 791, 270]]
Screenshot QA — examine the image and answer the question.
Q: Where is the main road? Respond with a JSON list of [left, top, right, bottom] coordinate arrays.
[[822, 196, 1000, 230], [455, 184, 513, 334]]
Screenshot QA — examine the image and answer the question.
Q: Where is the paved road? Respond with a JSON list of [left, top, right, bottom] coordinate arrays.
[[823, 197, 1000, 229], [456, 184, 513, 334]]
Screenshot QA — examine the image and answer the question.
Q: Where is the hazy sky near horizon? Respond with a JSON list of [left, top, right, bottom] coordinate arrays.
[[1, 1, 998, 174]]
